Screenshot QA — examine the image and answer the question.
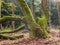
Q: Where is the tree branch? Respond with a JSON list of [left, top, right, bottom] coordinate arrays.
[[0, 16, 24, 23]]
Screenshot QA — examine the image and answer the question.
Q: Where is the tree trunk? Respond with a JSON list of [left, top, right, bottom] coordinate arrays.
[[41, 0, 50, 31], [42, 0, 49, 19], [56, 2, 60, 25], [0, 0, 3, 30], [17, 0, 50, 38], [30, 0, 35, 16], [11, 0, 15, 30]]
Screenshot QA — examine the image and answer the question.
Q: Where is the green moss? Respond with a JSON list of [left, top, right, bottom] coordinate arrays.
[[0, 16, 24, 23], [36, 16, 47, 30]]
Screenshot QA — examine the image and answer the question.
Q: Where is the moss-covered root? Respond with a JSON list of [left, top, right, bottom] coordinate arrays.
[[0, 16, 24, 23], [0, 34, 23, 40]]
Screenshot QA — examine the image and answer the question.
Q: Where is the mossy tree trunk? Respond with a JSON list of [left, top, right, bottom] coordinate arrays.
[[42, 0, 50, 31], [36, 0, 50, 32], [17, 0, 50, 38], [0, 16, 23, 23]]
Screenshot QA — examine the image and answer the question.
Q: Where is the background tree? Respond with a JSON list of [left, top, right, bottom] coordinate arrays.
[[30, 0, 35, 16], [11, 0, 15, 30], [0, 0, 3, 30]]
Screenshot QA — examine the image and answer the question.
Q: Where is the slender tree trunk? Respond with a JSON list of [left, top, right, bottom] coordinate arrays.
[[56, 2, 60, 25], [17, 0, 50, 38], [42, 0, 50, 28], [11, 0, 15, 30], [22, 0, 29, 30], [30, 0, 35, 16], [0, 0, 3, 30], [42, 0, 49, 15]]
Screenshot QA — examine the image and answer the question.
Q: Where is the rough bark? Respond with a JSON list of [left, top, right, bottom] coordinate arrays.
[[17, 0, 50, 38]]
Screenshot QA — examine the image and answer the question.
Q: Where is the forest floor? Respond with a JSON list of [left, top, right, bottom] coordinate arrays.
[[0, 28, 60, 45]]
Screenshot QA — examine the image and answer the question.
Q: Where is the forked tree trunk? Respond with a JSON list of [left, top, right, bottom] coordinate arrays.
[[17, 0, 50, 38]]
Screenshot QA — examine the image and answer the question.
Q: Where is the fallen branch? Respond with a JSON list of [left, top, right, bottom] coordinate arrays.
[[0, 34, 23, 40], [0, 16, 24, 23]]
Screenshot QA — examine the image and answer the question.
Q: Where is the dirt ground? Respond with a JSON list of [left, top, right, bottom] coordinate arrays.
[[0, 28, 60, 45]]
